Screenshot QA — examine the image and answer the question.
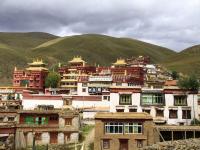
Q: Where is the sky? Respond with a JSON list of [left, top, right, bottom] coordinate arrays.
[[0, 0, 200, 51]]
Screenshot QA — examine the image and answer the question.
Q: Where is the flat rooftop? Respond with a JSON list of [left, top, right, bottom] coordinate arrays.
[[95, 112, 152, 120], [156, 125, 200, 131]]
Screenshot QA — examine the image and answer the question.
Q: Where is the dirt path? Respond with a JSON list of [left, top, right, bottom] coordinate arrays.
[[84, 127, 95, 150]]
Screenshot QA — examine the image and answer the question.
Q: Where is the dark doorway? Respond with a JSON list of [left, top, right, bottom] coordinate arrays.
[[119, 139, 128, 150], [50, 132, 58, 144]]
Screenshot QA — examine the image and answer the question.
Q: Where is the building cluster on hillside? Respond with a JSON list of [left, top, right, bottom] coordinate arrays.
[[0, 56, 200, 150]]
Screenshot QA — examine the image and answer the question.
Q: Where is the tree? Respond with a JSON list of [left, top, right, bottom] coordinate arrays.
[[171, 70, 179, 80], [45, 72, 61, 88], [178, 74, 200, 124], [178, 75, 199, 91]]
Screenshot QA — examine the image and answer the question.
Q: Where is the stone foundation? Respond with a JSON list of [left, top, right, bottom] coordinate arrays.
[[140, 138, 200, 150]]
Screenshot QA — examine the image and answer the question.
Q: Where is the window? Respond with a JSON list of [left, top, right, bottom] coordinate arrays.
[[49, 116, 58, 121], [65, 118, 72, 125], [156, 110, 164, 117], [35, 117, 48, 125], [182, 110, 191, 119], [198, 96, 200, 105], [25, 116, 34, 124], [174, 95, 187, 106], [124, 123, 142, 134], [0, 117, 4, 122], [105, 122, 142, 134], [128, 83, 135, 86], [119, 94, 132, 105], [35, 133, 41, 141], [129, 109, 137, 112], [102, 139, 110, 149], [116, 83, 122, 86], [105, 122, 123, 134], [82, 88, 86, 92], [103, 96, 110, 101], [8, 117, 15, 122], [116, 109, 124, 112], [142, 93, 164, 105], [137, 140, 143, 148], [169, 110, 178, 118], [82, 83, 87, 87], [142, 109, 150, 114]]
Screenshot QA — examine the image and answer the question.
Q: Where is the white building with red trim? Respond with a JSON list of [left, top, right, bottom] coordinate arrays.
[[109, 86, 199, 125]]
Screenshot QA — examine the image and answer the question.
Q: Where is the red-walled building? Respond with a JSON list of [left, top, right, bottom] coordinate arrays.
[[13, 59, 48, 91]]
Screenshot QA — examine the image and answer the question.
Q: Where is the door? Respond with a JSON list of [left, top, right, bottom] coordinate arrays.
[[119, 139, 128, 150], [50, 132, 58, 144]]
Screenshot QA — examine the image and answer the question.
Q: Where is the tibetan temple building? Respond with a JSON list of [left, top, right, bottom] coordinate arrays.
[[13, 59, 48, 91]]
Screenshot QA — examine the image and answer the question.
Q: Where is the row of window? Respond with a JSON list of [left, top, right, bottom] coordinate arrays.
[[105, 122, 142, 134], [119, 94, 188, 106], [24, 116, 72, 125], [0, 116, 15, 122], [116, 108, 191, 119]]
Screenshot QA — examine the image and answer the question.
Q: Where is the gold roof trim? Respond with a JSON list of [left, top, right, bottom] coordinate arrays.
[[113, 58, 127, 65], [68, 56, 86, 63]]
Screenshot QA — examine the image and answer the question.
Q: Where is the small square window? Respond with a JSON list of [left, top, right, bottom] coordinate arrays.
[[82, 83, 87, 87], [82, 88, 86, 92], [102, 139, 110, 149], [169, 110, 178, 118], [8, 117, 15, 122], [65, 118, 72, 125]]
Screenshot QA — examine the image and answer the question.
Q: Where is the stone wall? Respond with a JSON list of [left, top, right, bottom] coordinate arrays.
[[140, 138, 200, 150], [0, 134, 14, 150]]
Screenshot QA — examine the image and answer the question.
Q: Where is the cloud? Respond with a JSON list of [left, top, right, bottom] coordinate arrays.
[[0, 0, 200, 51]]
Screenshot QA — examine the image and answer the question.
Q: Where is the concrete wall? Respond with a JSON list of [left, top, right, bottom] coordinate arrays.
[[72, 100, 110, 109], [70, 133, 79, 143], [22, 99, 63, 110], [58, 133, 64, 144], [41, 132, 50, 144], [26, 132, 33, 146], [72, 116, 80, 130]]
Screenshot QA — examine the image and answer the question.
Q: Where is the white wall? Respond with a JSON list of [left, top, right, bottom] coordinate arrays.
[[22, 99, 63, 110], [72, 100, 110, 109], [77, 83, 89, 96]]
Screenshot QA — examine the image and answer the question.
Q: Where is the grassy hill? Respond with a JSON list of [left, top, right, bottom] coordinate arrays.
[[31, 34, 176, 66], [0, 32, 177, 85], [163, 45, 200, 77]]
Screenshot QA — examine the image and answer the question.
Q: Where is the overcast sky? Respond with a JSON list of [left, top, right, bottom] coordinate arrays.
[[0, 0, 200, 51]]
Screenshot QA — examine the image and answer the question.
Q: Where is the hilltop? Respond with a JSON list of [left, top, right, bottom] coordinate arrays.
[[163, 45, 200, 76], [31, 34, 176, 66]]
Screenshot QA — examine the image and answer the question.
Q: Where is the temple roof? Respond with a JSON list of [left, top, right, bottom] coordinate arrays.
[[113, 58, 127, 66], [68, 56, 86, 63], [26, 59, 48, 71], [28, 59, 46, 66]]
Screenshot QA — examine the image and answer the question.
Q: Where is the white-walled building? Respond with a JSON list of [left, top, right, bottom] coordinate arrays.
[[109, 86, 199, 125], [22, 90, 63, 110]]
